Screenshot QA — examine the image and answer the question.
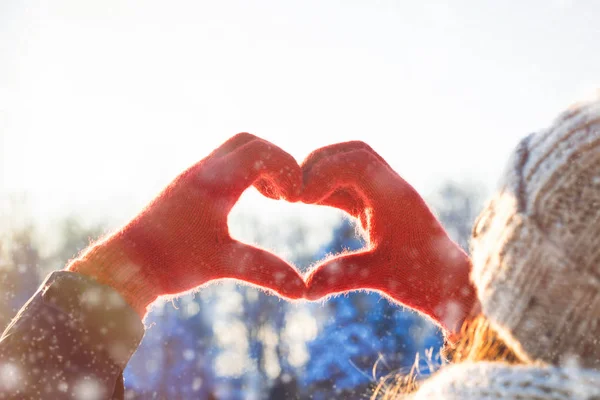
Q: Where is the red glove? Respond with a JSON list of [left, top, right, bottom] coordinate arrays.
[[68, 133, 305, 317], [302, 141, 478, 334]]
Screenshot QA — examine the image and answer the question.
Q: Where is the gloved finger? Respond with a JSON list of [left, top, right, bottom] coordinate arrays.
[[319, 188, 369, 229], [302, 141, 392, 179], [218, 241, 306, 299], [304, 251, 387, 300], [302, 149, 391, 206], [208, 132, 257, 159], [255, 175, 298, 202], [220, 138, 302, 201]]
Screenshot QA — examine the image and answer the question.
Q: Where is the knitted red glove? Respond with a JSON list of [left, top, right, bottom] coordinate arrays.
[[68, 133, 305, 317], [302, 141, 478, 334]]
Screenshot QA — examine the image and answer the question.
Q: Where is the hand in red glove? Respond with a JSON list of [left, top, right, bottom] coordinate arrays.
[[302, 141, 478, 334], [68, 133, 305, 317]]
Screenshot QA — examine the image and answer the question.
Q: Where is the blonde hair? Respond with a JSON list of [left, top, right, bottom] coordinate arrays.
[[371, 315, 525, 399]]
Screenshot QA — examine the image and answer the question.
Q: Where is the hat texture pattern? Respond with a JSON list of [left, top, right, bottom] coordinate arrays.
[[470, 99, 600, 368]]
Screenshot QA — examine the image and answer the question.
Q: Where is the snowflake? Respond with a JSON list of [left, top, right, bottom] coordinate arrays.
[[73, 378, 106, 400], [0, 362, 23, 392]]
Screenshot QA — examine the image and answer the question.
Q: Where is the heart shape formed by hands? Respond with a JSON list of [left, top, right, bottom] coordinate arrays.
[[71, 133, 478, 332]]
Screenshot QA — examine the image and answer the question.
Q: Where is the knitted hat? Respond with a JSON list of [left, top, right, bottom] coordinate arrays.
[[470, 98, 600, 368], [412, 362, 600, 399]]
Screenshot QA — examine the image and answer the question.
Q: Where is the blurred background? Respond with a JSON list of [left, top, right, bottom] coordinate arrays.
[[1, 1, 599, 399]]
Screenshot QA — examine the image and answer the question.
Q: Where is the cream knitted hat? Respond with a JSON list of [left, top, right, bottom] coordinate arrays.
[[470, 98, 600, 368]]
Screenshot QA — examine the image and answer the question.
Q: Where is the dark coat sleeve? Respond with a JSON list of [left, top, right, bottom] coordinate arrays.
[[0, 271, 145, 400]]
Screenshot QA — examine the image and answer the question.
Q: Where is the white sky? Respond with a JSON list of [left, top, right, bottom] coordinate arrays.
[[1, 0, 599, 232]]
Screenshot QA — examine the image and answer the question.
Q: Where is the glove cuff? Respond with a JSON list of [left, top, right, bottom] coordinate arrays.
[[67, 236, 160, 318]]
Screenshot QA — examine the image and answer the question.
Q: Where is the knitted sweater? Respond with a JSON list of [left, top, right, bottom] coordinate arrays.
[[0, 271, 144, 399], [412, 362, 600, 399]]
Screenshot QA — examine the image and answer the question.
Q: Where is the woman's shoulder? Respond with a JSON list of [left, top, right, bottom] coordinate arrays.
[[410, 362, 600, 400]]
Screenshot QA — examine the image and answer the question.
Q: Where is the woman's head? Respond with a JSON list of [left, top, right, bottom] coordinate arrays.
[[469, 98, 600, 368]]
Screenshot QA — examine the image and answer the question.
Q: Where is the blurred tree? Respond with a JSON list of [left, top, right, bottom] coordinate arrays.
[[0, 226, 42, 331], [236, 217, 302, 398], [124, 295, 218, 399], [428, 182, 486, 250], [269, 374, 300, 400], [225, 214, 315, 397]]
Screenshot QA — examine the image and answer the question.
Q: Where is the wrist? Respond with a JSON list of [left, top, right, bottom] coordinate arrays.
[[430, 248, 479, 336], [67, 236, 160, 318]]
